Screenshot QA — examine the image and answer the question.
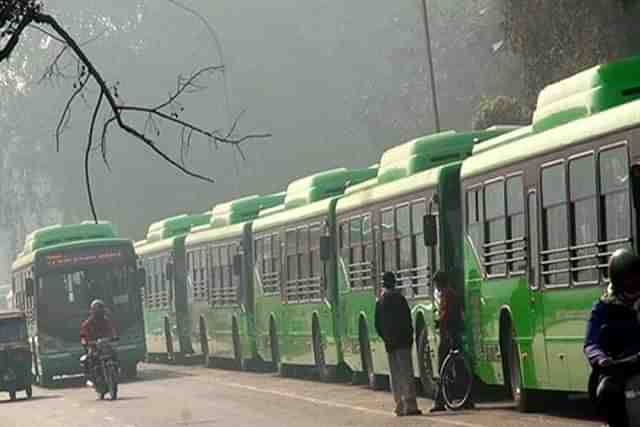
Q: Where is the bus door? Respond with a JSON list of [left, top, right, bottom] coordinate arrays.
[[525, 189, 551, 388]]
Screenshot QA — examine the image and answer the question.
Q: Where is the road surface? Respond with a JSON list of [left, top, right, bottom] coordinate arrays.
[[0, 363, 600, 426]]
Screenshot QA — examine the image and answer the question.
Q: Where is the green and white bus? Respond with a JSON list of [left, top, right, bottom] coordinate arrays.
[[252, 167, 377, 378], [456, 56, 640, 411], [11, 222, 146, 385], [184, 193, 284, 369], [135, 213, 210, 362], [334, 128, 514, 390]]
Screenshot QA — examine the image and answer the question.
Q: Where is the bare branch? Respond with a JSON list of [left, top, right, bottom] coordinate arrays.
[[29, 23, 64, 44], [85, 90, 104, 223], [56, 72, 90, 151], [0, 11, 34, 63], [154, 65, 224, 111]]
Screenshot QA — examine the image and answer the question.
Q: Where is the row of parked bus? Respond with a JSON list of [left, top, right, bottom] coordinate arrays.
[[9, 55, 640, 410]]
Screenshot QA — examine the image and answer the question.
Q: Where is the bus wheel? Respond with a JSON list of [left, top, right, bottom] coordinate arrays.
[[417, 328, 436, 398], [164, 317, 174, 361], [359, 320, 378, 390], [199, 316, 209, 366], [122, 364, 137, 379], [312, 318, 330, 382], [270, 320, 281, 373], [232, 318, 242, 370], [504, 328, 535, 412]]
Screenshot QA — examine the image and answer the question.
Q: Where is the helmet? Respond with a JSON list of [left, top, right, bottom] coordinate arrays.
[[90, 299, 106, 316], [608, 249, 640, 293]]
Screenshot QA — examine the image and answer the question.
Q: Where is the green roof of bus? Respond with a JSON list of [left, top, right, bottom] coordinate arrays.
[[376, 127, 516, 184], [533, 55, 640, 132], [463, 96, 640, 178], [284, 166, 378, 209], [337, 165, 445, 215], [21, 222, 116, 255], [464, 56, 640, 179], [209, 192, 286, 228], [144, 212, 211, 243]]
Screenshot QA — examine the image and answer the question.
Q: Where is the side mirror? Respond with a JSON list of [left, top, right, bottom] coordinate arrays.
[[631, 163, 640, 214], [320, 236, 331, 261], [25, 278, 34, 298], [233, 254, 242, 275], [136, 268, 146, 289], [165, 262, 174, 280], [423, 214, 438, 247]]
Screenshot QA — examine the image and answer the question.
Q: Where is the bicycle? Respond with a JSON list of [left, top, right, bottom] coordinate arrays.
[[436, 345, 473, 410]]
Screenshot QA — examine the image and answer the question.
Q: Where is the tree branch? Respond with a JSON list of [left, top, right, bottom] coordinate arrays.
[[0, 11, 33, 63], [85, 90, 104, 223]]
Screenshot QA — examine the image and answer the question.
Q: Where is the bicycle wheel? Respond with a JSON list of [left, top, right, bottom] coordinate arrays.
[[441, 350, 472, 410]]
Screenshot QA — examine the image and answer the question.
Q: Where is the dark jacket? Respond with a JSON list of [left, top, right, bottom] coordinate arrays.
[[584, 299, 640, 367], [375, 289, 413, 352]]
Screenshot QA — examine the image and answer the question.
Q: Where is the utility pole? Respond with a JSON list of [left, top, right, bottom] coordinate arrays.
[[420, 0, 441, 133]]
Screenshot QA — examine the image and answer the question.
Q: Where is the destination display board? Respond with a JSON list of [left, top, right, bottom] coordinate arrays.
[[44, 246, 128, 269]]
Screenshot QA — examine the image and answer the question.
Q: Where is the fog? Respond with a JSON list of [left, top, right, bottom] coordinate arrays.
[[0, 0, 521, 279]]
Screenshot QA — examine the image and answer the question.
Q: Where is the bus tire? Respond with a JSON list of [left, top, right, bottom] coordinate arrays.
[[417, 328, 436, 398], [270, 319, 281, 373], [199, 316, 209, 365], [503, 326, 535, 412], [164, 317, 174, 361], [312, 317, 330, 382], [232, 318, 242, 370], [122, 364, 137, 379], [359, 320, 379, 390]]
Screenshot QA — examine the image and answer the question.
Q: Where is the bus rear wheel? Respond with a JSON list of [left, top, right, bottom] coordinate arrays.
[[312, 319, 330, 382], [359, 322, 379, 390], [503, 329, 535, 412], [232, 319, 242, 370], [270, 321, 281, 373]]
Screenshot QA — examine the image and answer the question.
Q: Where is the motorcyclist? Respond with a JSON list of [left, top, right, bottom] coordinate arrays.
[[584, 248, 640, 427], [80, 299, 118, 384]]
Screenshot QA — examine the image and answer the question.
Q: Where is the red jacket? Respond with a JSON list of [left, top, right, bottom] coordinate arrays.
[[80, 315, 117, 345]]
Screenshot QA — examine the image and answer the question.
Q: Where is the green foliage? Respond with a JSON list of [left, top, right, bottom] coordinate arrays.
[[472, 95, 531, 130], [502, 0, 640, 106]]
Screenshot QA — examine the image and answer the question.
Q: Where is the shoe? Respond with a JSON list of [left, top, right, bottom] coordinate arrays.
[[462, 400, 475, 410], [429, 404, 446, 413], [406, 409, 422, 416]]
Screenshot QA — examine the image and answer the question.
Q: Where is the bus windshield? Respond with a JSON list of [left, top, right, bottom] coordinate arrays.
[[38, 263, 139, 343]]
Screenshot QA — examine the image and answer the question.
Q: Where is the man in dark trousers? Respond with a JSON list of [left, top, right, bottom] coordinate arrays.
[[375, 271, 421, 416]]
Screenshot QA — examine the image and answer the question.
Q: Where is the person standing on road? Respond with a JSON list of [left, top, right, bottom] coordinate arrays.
[[430, 271, 474, 412], [374, 271, 422, 417]]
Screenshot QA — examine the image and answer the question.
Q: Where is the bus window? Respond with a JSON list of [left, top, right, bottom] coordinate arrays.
[[285, 230, 298, 302], [298, 227, 309, 281], [599, 145, 631, 270], [381, 209, 396, 277], [484, 179, 507, 276], [396, 205, 412, 293], [541, 162, 570, 287], [361, 215, 373, 288], [507, 175, 525, 274], [349, 217, 362, 288], [411, 201, 429, 296], [569, 154, 598, 284], [528, 191, 539, 289], [466, 188, 484, 262]]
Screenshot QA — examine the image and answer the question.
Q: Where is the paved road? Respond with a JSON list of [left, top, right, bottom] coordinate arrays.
[[0, 364, 600, 427]]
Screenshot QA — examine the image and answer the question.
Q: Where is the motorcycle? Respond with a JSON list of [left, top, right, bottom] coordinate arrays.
[[595, 353, 640, 426], [80, 337, 119, 400]]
